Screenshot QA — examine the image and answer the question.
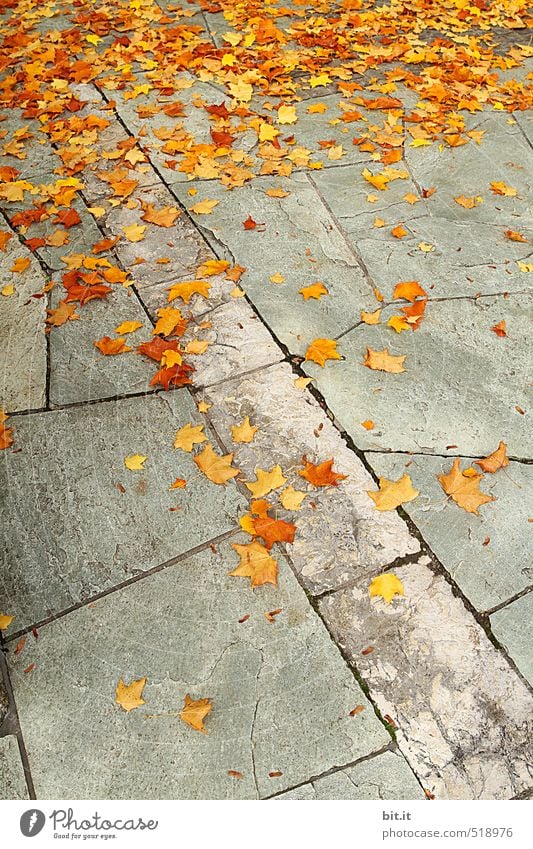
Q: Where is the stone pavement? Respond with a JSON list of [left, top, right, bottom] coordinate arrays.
[[0, 0, 532, 801]]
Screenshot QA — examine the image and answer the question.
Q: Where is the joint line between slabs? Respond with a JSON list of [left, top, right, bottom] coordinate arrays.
[[2, 527, 242, 645]]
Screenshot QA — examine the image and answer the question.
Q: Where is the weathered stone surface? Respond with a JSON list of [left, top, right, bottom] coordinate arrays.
[[405, 114, 533, 226], [351, 217, 531, 300], [319, 559, 533, 799], [309, 162, 427, 239], [491, 593, 533, 685], [49, 286, 154, 405], [172, 173, 374, 353], [275, 750, 425, 800], [182, 299, 282, 388], [0, 236, 47, 412], [0, 393, 245, 633], [304, 294, 531, 458], [0, 736, 28, 800], [201, 362, 418, 594], [8, 536, 389, 799], [367, 453, 532, 612], [101, 184, 211, 288]]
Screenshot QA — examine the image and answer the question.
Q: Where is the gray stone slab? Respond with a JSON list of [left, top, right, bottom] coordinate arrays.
[[320, 559, 533, 799], [201, 362, 418, 594], [490, 593, 533, 685], [0, 393, 245, 634], [310, 162, 428, 238], [172, 173, 374, 353], [304, 294, 532, 458], [8, 536, 389, 799], [101, 184, 211, 289], [0, 236, 47, 412], [182, 298, 282, 388], [354, 216, 533, 300], [48, 284, 155, 405], [0, 736, 29, 800], [405, 114, 533, 226], [367, 453, 532, 612], [276, 750, 425, 800]]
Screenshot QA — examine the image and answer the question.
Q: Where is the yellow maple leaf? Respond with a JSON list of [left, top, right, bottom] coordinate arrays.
[[185, 339, 209, 355], [167, 280, 210, 304], [1, 284, 15, 296], [140, 204, 180, 227], [369, 573, 405, 604], [10, 257, 31, 273], [361, 308, 381, 325], [124, 454, 147, 470], [280, 486, 306, 511], [403, 192, 419, 205], [180, 694, 213, 733], [490, 181, 517, 197], [367, 474, 419, 511], [259, 123, 279, 142], [114, 320, 143, 335], [269, 272, 285, 284], [230, 541, 278, 587], [0, 613, 14, 630], [123, 223, 146, 242], [229, 80, 253, 102], [454, 195, 476, 209], [194, 443, 240, 485], [361, 420, 375, 430], [300, 282, 329, 300], [153, 307, 184, 336], [362, 168, 389, 190], [308, 103, 328, 114], [189, 198, 219, 215], [474, 441, 509, 474], [196, 259, 230, 277], [293, 376, 313, 390], [305, 338, 342, 367], [266, 187, 289, 198], [438, 458, 495, 515], [245, 465, 287, 498], [115, 677, 146, 712], [161, 349, 182, 368], [363, 347, 406, 373], [174, 423, 207, 452], [231, 416, 258, 444], [277, 105, 297, 125], [387, 315, 410, 333], [197, 401, 211, 413]]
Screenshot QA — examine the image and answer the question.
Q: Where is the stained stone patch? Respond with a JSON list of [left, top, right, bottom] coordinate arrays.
[[275, 750, 425, 800], [200, 362, 419, 594], [8, 536, 389, 799], [0, 736, 29, 800], [48, 286, 154, 406], [182, 299, 282, 389], [304, 294, 531, 458], [0, 394, 245, 634], [172, 173, 373, 353], [405, 114, 533, 226], [0, 237, 47, 412], [367, 453, 532, 612], [319, 559, 533, 799], [490, 593, 533, 685], [100, 184, 211, 289], [353, 216, 533, 301]]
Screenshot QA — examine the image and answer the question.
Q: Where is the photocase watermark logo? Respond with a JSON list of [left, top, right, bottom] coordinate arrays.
[[20, 809, 46, 837]]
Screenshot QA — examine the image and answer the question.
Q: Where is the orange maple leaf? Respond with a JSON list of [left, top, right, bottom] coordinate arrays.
[[298, 456, 347, 487]]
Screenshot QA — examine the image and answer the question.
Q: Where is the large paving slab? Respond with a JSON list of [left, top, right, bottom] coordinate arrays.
[[344, 216, 532, 301], [405, 114, 533, 226], [172, 173, 374, 353], [201, 362, 419, 594], [319, 558, 533, 799], [490, 593, 533, 685], [0, 393, 245, 635], [48, 286, 154, 406], [0, 235, 47, 412], [275, 750, 425, 800], [304, 294, 531, 458], [366, 453, 532, 612], [0, 736, 29, 800], [7, 536, 389, 799]]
